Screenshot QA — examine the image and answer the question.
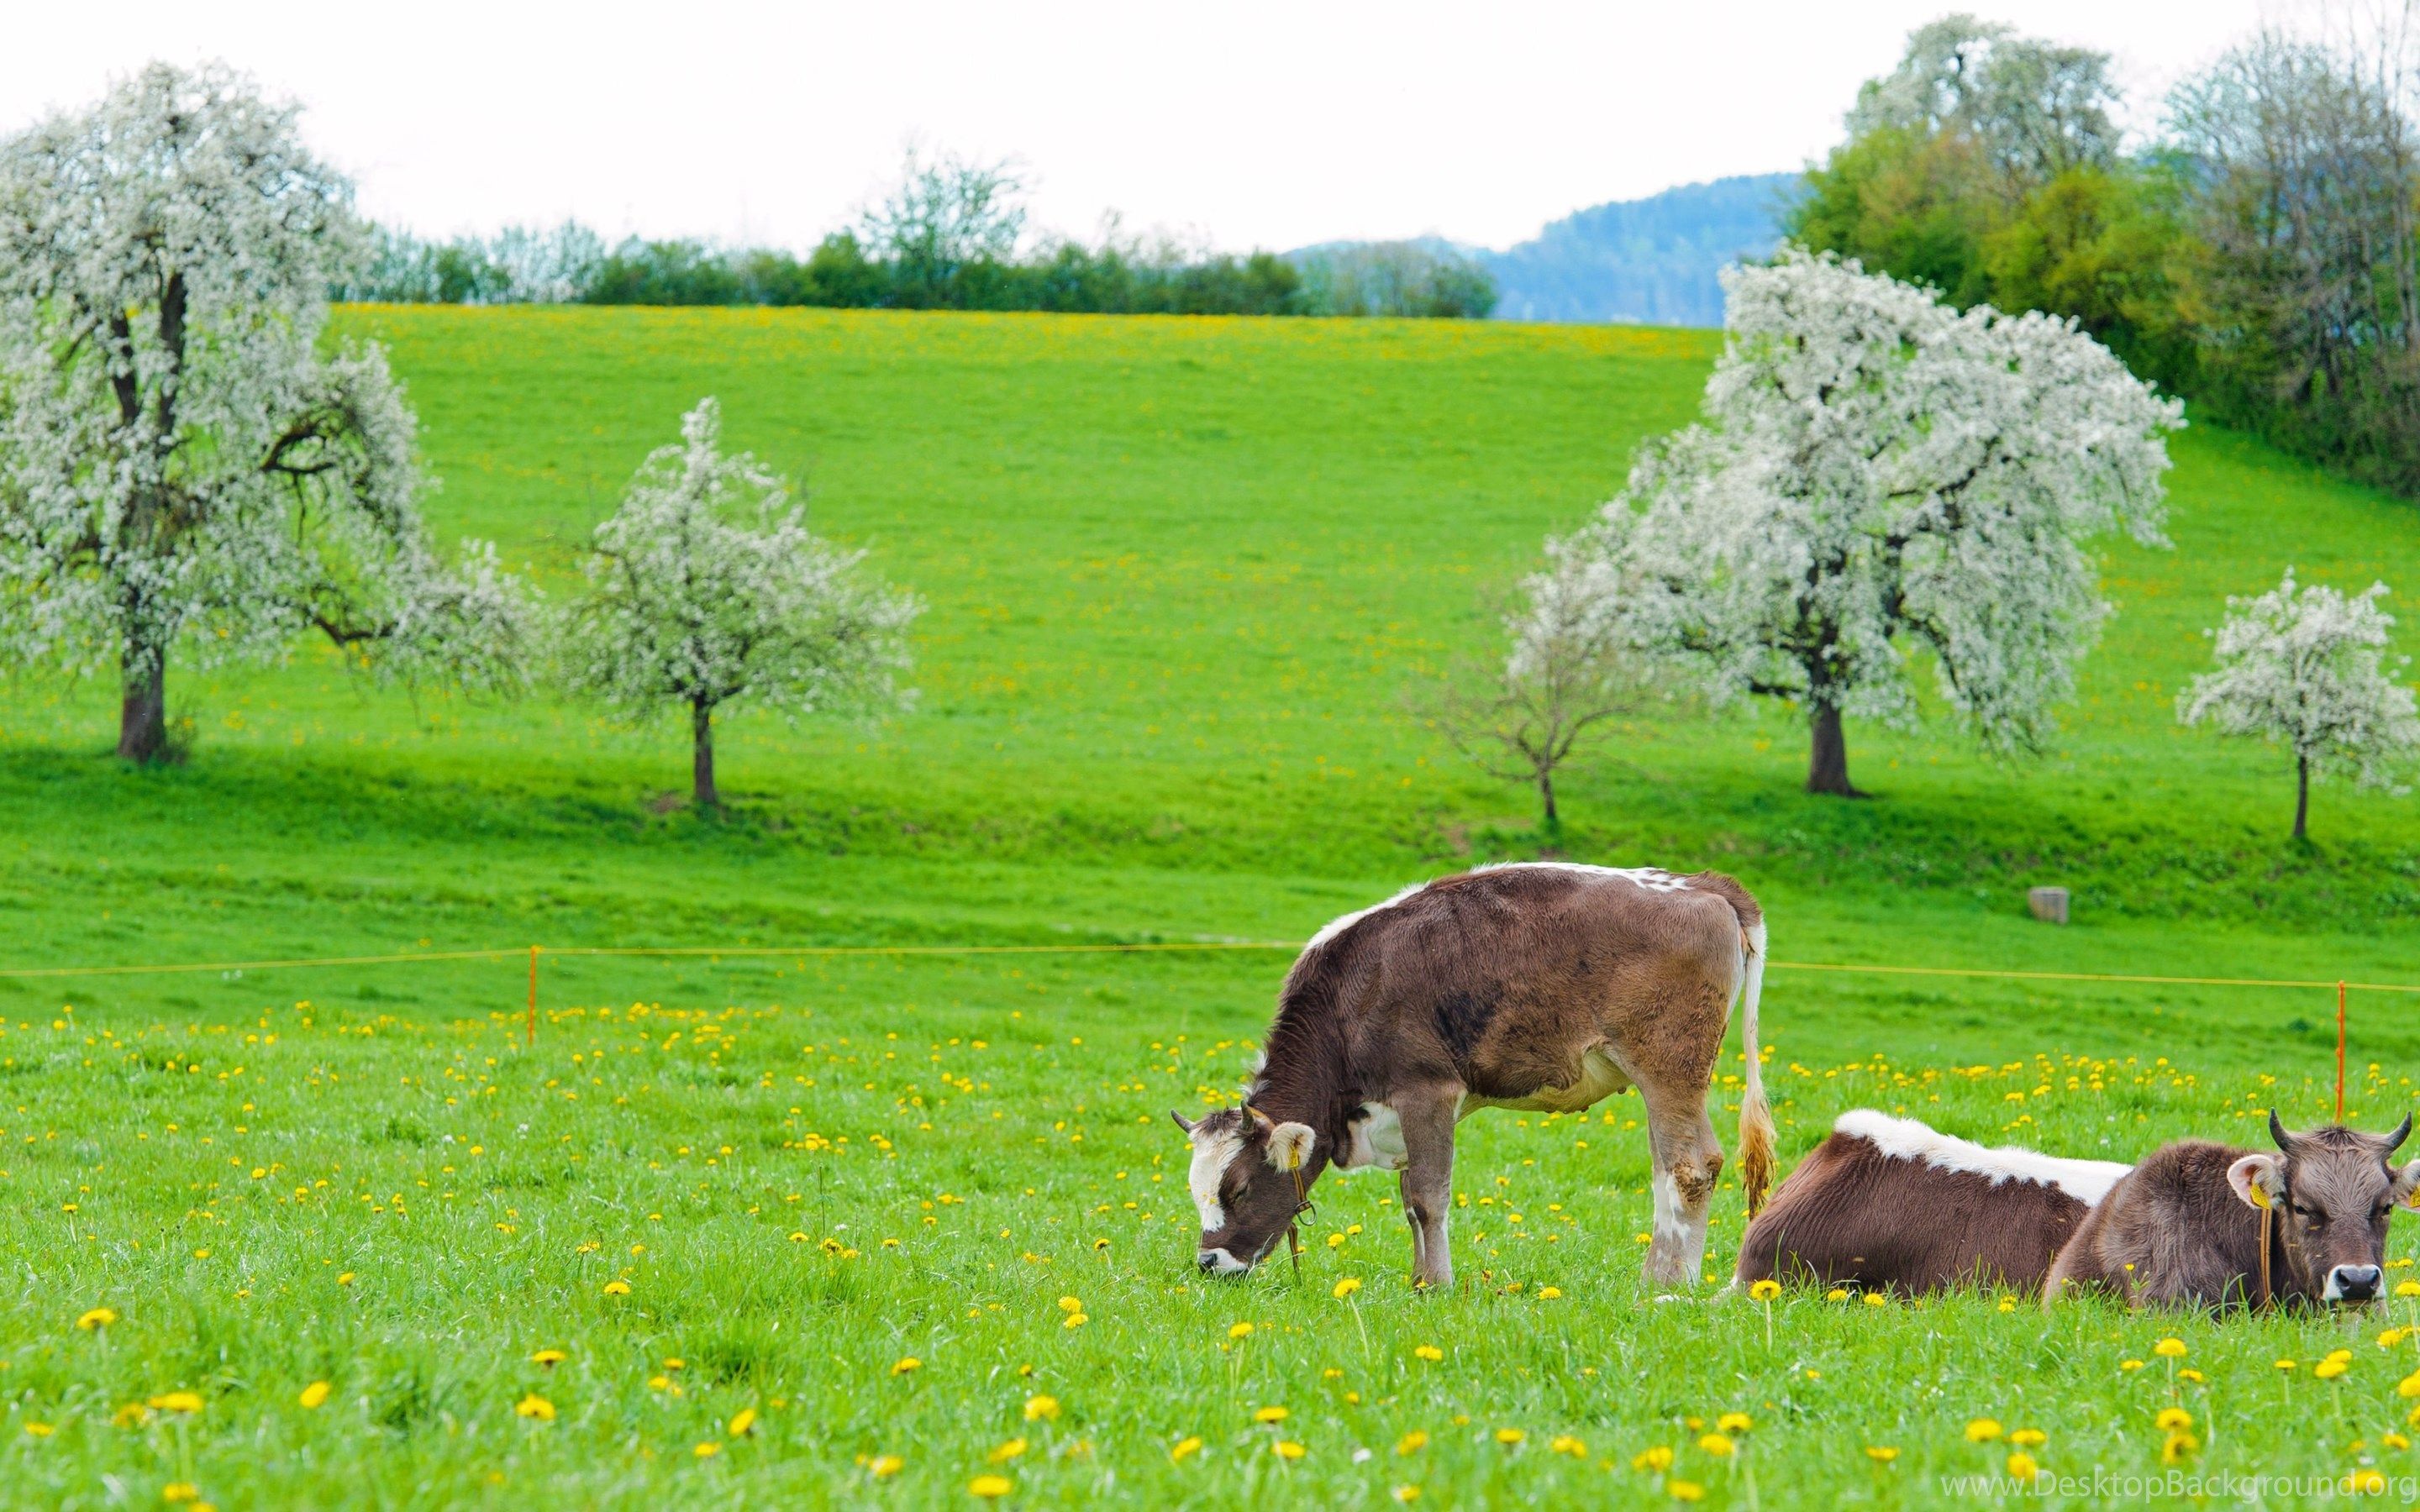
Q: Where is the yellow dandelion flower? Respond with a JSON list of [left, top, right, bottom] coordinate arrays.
[[2154, 1338, 2187, 1358], [1229, 1322, 1254, 1340], [1718, 1413, 1752, 1434], [163, 1485, 200, 1504], [969, 1473, 1013, 1498], [1171, 1436, 1203, 1462], [297, 1381, 330, 1410], [1862, 1293, 1886, 1308], [1825, 1287, 1850, 1302], [1057, 1296, 1081, 1313], [76, 1308, 118, 1331], [2278, 1359, 2300, 1372], [2007, 1451, 2040, 1479], [870, 1455, 903, 1478], [987, 1438, 1027, 1464], [2316, 1358, 2349, 1380], [1333, 1278, 1363, 1299], [1632, 1445, 1675, 1472], [2119, 1359, 2145, 1372], [1865, 1446, 1899, 1462], [2400, 1371, 2420, 1398], [1023, 1395, 1059, 1422], [529, 1349, 566, 1367], [2155, 1409, 2192, 1431], [1413, 1345, 1443, 1362], [1273, 1441, 1305, 1460], [1669, 1480, 1705, 1502], [111, 1404, 150, 1428], [1060, 1312, 1087, 1329], [23, 1422, 51, 1437], [335, 1273, 355, 1286], [2398, 1281, 2420, 1299], [692, 1441, 719, 1458], [1254, 1406, 1290, 1424], [2010, 1428, 2046, 1447], [2346, 1468, 2387, 1494], [729, 1408, 756, 1437], [1966, 1419, 2002, 1442], [2386, 1432, 2412, 1451], [1396, 1430, 1429, 1455], [2161, 1431, 2198, 1463], [147, 1392, 203, 1415], [1392, 1488, 1420, 1504], [1748, 1279, 1781, 1301], [1697, 1432, 1734, 1457], [514, 1394, 555, 1421], [892, 1357, 921, 1375], [1538, 1286, 1563, 1299], [1495, 1427, 1525, 1446], [1550, 1434, 1586, 1457], [602, 1280, 630, 1296]]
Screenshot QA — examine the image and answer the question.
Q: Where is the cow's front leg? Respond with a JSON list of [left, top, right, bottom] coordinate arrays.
[[1393, 1084, 1461, 1289]]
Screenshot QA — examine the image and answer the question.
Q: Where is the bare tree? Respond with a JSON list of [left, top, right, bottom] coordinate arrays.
[[1430, 553, 1645, 832]]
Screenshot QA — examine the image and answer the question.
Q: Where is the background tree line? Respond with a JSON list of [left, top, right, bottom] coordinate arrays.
[[339, 151, 1498, 320], [1791, 11, 2420, 496]]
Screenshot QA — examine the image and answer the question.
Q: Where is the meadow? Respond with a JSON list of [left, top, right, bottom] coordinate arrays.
[[5, 307, 2420, 1506]]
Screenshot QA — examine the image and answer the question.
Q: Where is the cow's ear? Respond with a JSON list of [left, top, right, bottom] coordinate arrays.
[[2228, 1152, 2281, 1210], [1264, 1121, 1316, 1173], [2391, 1159, 2420, 1210]]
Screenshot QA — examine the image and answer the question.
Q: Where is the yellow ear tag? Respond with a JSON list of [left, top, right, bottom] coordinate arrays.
[[2249, 1184, 2271, 1210]]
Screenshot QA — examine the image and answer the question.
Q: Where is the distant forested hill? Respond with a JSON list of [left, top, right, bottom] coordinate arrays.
[[1482, 173, 1802, 327]]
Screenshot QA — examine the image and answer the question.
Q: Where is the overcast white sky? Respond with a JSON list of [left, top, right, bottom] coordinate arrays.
[[4, 1, 2285, 254]]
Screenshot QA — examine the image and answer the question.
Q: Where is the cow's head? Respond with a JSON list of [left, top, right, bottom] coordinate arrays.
[[2228, 1111, 2420, 1304], [1171, 1105, 1321, 1276]]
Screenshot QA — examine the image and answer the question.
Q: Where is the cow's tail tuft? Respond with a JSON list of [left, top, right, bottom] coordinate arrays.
[[1735, 920, 1775, 1216]]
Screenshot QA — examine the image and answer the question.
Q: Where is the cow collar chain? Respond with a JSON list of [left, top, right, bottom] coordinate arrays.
[[1247, 1104, 1318, 1284]]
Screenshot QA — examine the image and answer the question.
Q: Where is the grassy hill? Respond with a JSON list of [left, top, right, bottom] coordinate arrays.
[[8, 308, 2420, 1506]]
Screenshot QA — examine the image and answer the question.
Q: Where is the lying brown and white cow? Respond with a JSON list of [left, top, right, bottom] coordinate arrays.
[[1171, 863, 1773, 1289], [2045, 1111, 2418, 1311], [1735, 1110, 2131, 1294]]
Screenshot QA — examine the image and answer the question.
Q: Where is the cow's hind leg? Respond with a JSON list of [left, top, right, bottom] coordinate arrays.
[[1639, 1079, 1723, 1289], [1393, 1084, 1460, 1290]]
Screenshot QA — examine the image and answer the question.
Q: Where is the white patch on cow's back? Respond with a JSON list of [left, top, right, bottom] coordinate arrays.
[[1341, 1102, 1408, 1170], [1833, 1109, 2131, 1205], [1306, 882, 1430, 950], [1186, 1126, 1245, 1231], [1470, 861, 1694, 893]]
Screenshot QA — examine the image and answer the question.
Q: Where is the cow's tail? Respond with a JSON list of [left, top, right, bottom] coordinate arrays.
[[1734, 918, 1775, 1217]]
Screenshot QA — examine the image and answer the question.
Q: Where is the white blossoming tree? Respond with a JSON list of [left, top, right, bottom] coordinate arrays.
[[559, 398, 920, 808], [0, 63, 527, 763], [1543, 249, 2182, 795], [2179, 569, 2420, 839]]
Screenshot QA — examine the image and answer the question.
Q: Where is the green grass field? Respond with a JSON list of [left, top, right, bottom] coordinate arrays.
[[6, 307, 2420, 1507]]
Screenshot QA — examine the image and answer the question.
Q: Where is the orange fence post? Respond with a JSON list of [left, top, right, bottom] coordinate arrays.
[[529, 945, 539, 1047], [2338, 979, 2348, 1121]]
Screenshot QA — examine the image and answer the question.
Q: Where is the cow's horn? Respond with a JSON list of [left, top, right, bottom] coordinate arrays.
[[1244, 1104, 1276, 1131], [1169, 1110, 1198, 1136], [2386, 1113, 2413, 1153], [2269, 1109, 2296, 1149]]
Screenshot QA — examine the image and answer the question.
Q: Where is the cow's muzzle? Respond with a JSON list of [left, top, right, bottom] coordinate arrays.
[[2326, 1264, 2384, 1302], [1197, 1247, 1254, 1276]]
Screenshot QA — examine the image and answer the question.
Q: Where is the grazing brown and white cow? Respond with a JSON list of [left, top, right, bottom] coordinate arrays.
[[1171, 863, 1773, 1289], [1734, 1110, 2130, 1295], [2046, 1111, 2418, 1311]]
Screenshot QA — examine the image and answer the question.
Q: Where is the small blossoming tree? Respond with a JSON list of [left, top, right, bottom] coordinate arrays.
[[0, 63, 527, 763], [559, 397, 919, 808], [1544, 249, 2181, 795], [2179, 569, 2420, 839]]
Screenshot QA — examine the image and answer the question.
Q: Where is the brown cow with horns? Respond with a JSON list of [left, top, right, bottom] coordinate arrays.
[[1171, 863, 1773, 1289]]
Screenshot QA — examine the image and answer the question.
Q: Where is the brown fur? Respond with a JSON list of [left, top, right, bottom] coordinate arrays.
[[2047, 1118, 2417, 1311], [1179, 864, 1768, 1288], [1736, 1125, 2096, 1294]]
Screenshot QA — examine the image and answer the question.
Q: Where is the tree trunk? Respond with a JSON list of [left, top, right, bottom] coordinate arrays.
[[692, 700, 718, 809], [117, 648, 168, 764], [1537, 765, 1559, 830], [1807, 703, 1861, 797], [2293, 751, 2309, 841]]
